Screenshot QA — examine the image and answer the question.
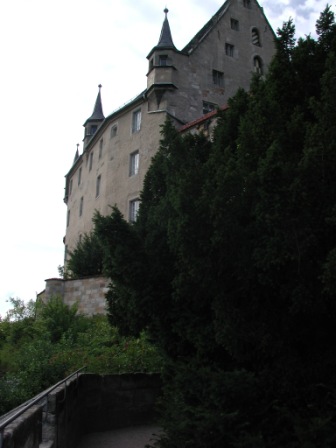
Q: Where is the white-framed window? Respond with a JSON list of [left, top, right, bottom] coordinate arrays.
[[132, 109, 141, 133], [78, 167, 82, 185], [129, 150, 140, 176], [79, 197, 83, 216], [96, 175, 101, 198], [212, 69, 224, 86], [231, 18, 239, 31], [203, 101, 217, 115], [89, 152, 93, 171], [129, 199, 140, 222], [252, 28, 261, 46], [225, 43, 234, 57]]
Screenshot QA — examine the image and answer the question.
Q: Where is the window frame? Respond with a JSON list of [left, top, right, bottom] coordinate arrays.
[[252, 28, 261, 46], [203, 101, 217, 115], [159, 55, 168, 66], [89, 152, 93, 171], [129, 150, 140, 176], [230, 18, 239, 31], [96, 174, 102, 198], [79, 197, 83, 217], [132, 109, 141, 133], [212, 69, 224, 87], [225, 43, 234, 57], [129, 199, 140, 222], [78, 167, 82, 185], [110, 125, 118, 139]]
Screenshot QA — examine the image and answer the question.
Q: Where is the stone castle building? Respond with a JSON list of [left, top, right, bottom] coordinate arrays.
[[63, 0, 276, 261]]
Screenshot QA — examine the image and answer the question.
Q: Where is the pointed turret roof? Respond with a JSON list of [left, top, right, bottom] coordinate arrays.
[[84, 84, 105, 125], [147, 8, 177, 58], [157, 8, 175, 48], [73, 143, 80, 165]]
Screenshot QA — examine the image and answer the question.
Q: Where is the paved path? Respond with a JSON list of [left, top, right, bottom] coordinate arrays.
[[76, 424, 162, 448]]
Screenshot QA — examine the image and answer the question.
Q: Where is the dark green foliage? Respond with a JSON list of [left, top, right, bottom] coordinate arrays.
[[0, 299, 162, 415], [66, 231, 104, 278], [91, 9, 336, 447]]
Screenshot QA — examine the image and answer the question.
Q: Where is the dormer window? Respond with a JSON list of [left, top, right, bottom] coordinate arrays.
[[159, 55, 168, 66], [243, 0, 251, 8]]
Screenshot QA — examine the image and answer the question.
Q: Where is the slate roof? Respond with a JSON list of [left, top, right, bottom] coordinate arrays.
[[182, 0, 230, 54], [84, 84, 105, 125], [157, 8, 175, 48]]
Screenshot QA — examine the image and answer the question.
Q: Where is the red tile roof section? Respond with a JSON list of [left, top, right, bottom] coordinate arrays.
[[179, 105, 229, 132]]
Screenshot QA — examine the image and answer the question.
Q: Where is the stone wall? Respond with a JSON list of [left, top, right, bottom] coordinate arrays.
[[42, 276, 109, 316], [0, 373, 162, 448], [1, 405, 43, 448]]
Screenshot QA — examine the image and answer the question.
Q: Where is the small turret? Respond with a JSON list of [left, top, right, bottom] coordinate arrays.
[[146, 9, 179, 111], [83, 85, 105, 148]]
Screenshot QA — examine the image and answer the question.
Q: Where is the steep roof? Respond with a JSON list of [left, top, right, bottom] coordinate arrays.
[[147, 8, 177, 58], [83, 84, 105, 125], [157, 8, 175, 48], [182, 0, 275, 55]]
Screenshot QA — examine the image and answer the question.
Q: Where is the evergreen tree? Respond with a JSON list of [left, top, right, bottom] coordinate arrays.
[[93, 9, 336, 446]]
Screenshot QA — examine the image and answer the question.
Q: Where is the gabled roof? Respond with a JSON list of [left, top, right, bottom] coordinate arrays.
[[182, 0, 230, 54], [182, 0, 275, 55]]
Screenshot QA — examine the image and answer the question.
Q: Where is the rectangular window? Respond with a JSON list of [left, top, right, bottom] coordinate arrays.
[[110, 125, 117, 139], [203, 101, 217, 115], [129, 199, 140, 222], [225, 43, 234, 57], [231, 18, 239, 30], [96, 175, 101, 198], [243, 0, 251, 8], [212, 70, 224, 86], [69, 179, 73, 195], [129, 150, 140, 176], [89, 152, 93, 171], [79, 197, 83, 216], [78, 167, 82, 185], [67, 210, 70, 227], [132, 109, 141, 133], [159, 55, 168, 66]]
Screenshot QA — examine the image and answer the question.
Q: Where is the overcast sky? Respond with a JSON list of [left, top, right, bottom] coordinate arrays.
[[0, 0, 332, 317]]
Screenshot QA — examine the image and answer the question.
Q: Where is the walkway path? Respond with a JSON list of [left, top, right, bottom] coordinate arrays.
[[76, 424, 162, 448]]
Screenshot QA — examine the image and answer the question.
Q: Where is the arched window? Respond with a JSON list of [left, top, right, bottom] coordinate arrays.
[[252, 28, 260, 46], [253, 56, 263, 75]]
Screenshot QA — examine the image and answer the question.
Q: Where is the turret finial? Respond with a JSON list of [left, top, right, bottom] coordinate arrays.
[[164, 7, 169, 17]]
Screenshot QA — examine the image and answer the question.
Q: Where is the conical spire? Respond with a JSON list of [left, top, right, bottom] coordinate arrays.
[[86, 84, 105, 122], [73, 143, 79, 164], [157, 8, 175, 48]]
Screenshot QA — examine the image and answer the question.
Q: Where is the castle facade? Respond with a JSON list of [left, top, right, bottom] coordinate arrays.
[[63, 0, 276, 260]]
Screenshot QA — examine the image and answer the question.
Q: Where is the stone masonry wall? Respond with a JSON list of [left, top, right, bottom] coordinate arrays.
[[42, 276, 109, 316], [1, 373, 162, 448]]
